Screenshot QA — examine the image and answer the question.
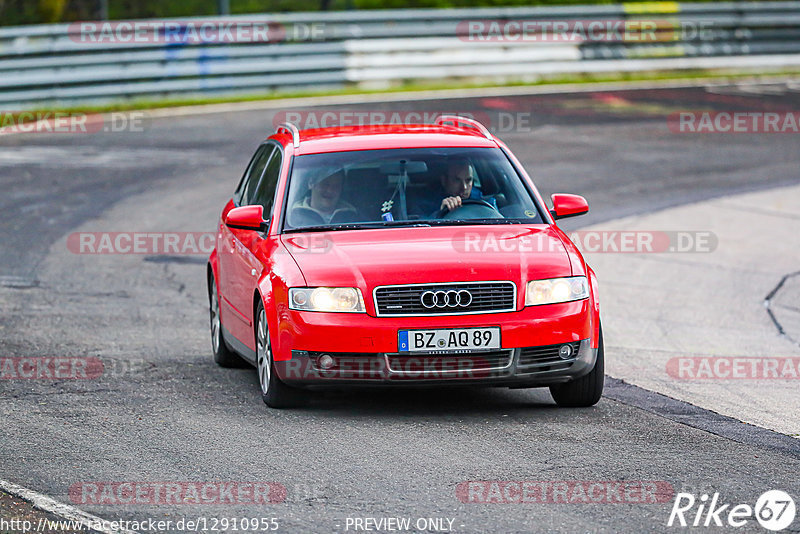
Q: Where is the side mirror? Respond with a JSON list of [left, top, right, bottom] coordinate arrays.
[[550, 194, 589, 220], [225, 205, 268, 231]]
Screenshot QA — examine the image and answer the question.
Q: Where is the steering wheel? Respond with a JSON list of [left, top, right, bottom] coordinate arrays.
[[329, 207, 360, 224], [436, 198, 503, 220]]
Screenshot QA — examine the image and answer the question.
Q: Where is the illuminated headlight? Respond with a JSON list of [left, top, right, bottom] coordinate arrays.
[[289, 287, 365, 313], [525, 277, 589, 306]]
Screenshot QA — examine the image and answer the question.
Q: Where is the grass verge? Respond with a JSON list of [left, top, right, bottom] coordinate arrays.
[[4, 67, 800, 118]]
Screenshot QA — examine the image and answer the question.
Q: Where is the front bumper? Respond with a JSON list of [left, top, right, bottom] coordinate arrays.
[[275, 299, 593, 359], [275, 339, 597, 387]]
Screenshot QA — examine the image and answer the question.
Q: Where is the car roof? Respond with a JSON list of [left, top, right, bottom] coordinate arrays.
[[270, 124, 499, 155]]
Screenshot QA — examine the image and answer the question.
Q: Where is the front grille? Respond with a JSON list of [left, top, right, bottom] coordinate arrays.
[[374, 281, 516, 316], [517, 341, 581, 372], [386, 349, 513, 374]]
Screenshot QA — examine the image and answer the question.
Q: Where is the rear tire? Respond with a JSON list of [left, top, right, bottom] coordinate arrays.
[[209, 275, 242, 368], [550, 325, 605, 407], [255, 301, 304, 409]]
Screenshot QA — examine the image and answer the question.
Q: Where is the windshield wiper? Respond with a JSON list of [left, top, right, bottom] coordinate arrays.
[[284, 221, 431, 233], [378, 220, 432, 227], [423, 219, 522, 226]]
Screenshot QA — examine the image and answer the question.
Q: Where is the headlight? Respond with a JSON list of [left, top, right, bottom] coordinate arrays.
[[525, 276, 589, 306], [289, 287, 365, 313]]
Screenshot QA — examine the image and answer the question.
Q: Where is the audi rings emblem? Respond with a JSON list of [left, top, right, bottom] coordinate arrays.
[[420, 290, 473, 309]]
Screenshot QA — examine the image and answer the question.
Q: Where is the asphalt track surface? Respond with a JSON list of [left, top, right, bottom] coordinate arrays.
[[1, 82, 800, 533]]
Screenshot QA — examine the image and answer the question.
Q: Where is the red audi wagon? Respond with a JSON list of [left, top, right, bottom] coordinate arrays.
[[208, 116, 603, 408]]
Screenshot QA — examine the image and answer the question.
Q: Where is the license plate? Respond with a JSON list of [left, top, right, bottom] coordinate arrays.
[[398, 327, 501, 353]]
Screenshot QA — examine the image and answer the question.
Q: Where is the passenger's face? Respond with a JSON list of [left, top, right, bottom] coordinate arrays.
[[310, 174, 343, 213], [442, 164, 473, 199]]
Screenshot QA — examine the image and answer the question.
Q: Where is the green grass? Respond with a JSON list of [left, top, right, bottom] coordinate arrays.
[[11, 67, 800, 116]]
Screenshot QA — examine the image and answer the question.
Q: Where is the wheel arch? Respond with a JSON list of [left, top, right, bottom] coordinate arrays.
[[207, 262, 214, 299], [207, 247, 219, 300], [587, 265, 601, 349], [253, 275, 286, 360]]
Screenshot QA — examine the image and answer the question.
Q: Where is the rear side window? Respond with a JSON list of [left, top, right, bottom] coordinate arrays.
[[234, 145, 274, 205], [251, 148, 283, 218]]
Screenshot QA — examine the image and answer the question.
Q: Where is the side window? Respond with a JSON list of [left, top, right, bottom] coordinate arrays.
[[251, 147, 283, 218], [233, 146, 262, 205], [234, 145, 274, 205]]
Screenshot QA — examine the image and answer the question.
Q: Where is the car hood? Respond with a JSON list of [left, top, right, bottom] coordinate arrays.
[[281, 225, 572, 306]]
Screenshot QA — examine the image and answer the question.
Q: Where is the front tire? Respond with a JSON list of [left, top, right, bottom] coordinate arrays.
[[549, 325, 605, 407], [209, 276, 242, 367], [255, 302, 303, 409]]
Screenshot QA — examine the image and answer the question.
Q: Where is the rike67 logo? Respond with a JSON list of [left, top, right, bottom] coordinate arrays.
[[668, 490, 796, 531]]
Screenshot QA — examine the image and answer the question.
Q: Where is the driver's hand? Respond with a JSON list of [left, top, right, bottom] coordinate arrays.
[[440, 196, 462, 212]]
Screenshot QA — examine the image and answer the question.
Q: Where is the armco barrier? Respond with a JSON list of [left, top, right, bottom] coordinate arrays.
[[2, 2, 800, 108]]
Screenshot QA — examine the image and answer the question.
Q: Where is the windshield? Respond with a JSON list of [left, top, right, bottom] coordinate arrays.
[[282, 147, 544, 232]]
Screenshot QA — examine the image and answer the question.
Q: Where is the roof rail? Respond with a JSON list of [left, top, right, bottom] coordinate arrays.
[[276, 122, 300, 148], [435, 115, 493, 140]]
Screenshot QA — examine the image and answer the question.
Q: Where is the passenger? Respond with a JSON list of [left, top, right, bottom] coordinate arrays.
[[292, 169, 357, 224]]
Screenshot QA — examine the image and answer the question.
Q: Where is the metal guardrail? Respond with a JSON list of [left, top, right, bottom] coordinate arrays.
[[2, 2, 800, 108]]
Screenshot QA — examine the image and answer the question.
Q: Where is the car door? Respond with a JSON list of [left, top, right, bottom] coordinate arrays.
[[226, 143, 283, 349], [219, 144, 275, 345]]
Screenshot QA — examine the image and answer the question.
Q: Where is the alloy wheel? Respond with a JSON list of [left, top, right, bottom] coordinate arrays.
[[256, 308, 271, 395]]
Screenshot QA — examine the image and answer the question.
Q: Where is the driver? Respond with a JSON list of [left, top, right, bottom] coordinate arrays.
[[292, 169, 356, 224], [440, 159, 476, 213], [414, 159, 497, 217]]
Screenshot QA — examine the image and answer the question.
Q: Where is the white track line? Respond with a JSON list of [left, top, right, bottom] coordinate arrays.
[[0, 478, 138, 534]]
